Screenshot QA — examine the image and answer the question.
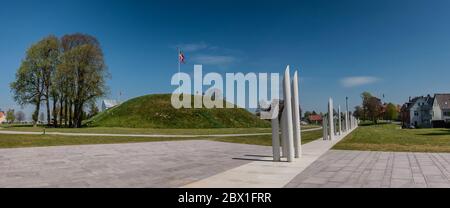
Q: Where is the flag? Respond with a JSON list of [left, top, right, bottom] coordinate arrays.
[[179, 50, 185, 64]]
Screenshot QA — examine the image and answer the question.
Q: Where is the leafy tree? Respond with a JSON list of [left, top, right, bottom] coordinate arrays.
[[367, 96, 382, 123], [385, 103, 398, 121], [59, 33, 109, 128], [11, 46, 44, 126], [304, 111, 312, 120], [6, 109, 15, 124], [11, 33, 109, 128], [353, 106, 364, 119], [360, 91, 373, 120]]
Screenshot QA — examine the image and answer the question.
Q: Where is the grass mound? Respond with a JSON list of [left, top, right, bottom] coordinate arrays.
[[86, 94, 270, 128]]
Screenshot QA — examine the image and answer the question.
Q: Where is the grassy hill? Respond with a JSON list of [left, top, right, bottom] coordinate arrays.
[[86, 94, 270, 128]]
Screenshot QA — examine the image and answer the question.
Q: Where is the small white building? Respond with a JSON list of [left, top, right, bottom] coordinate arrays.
[[402, 95, 433, 128], [432, 94, 450, 127], [101, 100, 120, 112]]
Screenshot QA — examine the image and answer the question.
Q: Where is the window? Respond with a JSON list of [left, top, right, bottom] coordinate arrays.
[[444, 111, 450, 117], [414, 111, 419, 116]]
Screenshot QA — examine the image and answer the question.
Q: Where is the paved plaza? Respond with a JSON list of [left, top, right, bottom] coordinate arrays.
[[0, 140, 271, 188], [285, 150, 450, 188], [1, 139, 450, 188]]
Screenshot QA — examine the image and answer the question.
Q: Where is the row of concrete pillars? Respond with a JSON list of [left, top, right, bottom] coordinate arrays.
[[322, 98, 358, 141], [264, 66, 359, 163]]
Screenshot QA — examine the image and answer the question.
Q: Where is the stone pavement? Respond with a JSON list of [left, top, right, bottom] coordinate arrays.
[[183, 127, 357, 188], [285, 150, 450, 188], [0, 140, 271, 187]]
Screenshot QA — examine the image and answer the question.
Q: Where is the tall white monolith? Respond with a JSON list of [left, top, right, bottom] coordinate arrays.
[[323, 115, 328, 140], [283, 66, 295, 162], [328, 98, 335, 140], [338, 105, 342, 135], [270, 103, 281, 161], [291, 71, 301, 158]]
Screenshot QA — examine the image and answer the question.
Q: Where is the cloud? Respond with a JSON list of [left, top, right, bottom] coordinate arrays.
[[175, 42, 209, 52], [192, 54, 237, 65], [340, 76, 380, 87]]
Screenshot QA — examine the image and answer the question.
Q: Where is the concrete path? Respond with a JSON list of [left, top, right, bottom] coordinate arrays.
[[0, 140, 271, 188], [285, 150, 450, 188], [183, 127, 357, 188], [0, 127, 322, 138]]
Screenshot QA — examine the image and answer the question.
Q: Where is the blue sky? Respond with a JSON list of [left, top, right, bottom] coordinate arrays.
[[1, 0, 450, 117]]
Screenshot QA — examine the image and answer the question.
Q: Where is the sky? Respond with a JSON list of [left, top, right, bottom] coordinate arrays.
[[1, 0, 450, 118]]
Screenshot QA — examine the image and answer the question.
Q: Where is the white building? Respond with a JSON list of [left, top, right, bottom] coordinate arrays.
[[402, 95, 433, 128], [432, 94, 450, 127], [101, 100, 120, 112]]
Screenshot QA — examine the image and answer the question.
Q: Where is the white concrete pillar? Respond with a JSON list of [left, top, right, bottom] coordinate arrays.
[[271, 117, 281, 161], [283, 66, 295, 162], [280, 111, 287, 157], [323, 115, 328, 140], [338, 105, 342, 135], [328, 98, 335, 140], [291, 71, 301, 158]]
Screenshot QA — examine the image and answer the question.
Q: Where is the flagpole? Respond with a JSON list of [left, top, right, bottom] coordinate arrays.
[[178, 47, 181, 94]]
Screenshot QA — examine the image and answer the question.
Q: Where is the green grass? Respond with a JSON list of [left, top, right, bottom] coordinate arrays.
[[0, 129, 323, 149], [0, 124, 320, 135], [0, 125, 271, 135], [85, 94, 270, 128], [333, 123, 450, 152], [213, 129, 323, 146]]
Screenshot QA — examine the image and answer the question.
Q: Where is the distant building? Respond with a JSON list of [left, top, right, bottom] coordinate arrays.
[[308, 115, 323, 125], [101, 100, 121, 112], [401, 95, 434, 128], [431, 94, 450, 128], [0, 111, 5, 124], [401, 94, 450, 128]]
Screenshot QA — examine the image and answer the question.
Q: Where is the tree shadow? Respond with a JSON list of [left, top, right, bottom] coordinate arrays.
[[359, 122, 391, 127], [417, 129, 450, 136]]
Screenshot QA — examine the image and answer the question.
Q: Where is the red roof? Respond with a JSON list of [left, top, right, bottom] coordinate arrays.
[[308, 115, 322, 121], [0, 112, 4, 118]]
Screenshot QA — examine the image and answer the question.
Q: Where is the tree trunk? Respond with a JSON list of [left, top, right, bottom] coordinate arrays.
[[69, 100, 73, 127], [64, 99, 68, 127], [52, 97, 58, 128], [33, 100, 41, 127], [59, 98, 63, 127], [46, 95, 51, 126]]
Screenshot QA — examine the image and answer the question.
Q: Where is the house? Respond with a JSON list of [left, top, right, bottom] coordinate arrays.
[[308, 115, 323, 125], [431, 94, 450, 128], [0, 111, 5, 124], [400, 95, 433, 128], [101, 100, 121, 112]]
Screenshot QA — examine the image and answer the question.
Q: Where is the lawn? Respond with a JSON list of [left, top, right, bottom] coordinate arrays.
[[213, 129, 323, 146], [0, 124, 320, 135], [333, 123, 450, 152], [0, 129, 323, 148]]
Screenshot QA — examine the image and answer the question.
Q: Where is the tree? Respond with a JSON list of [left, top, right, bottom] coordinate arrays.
[[353, 106, 364, 119], [385, 103, 398, 121], [15, 111, 26, 123], [6, 109, 15, 124], [11, 48, 44, 127], [304, 111, 312, 120], [366, 96, 382, 123], [59, 33, 109, 128], [360, 92, 373, 120]]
